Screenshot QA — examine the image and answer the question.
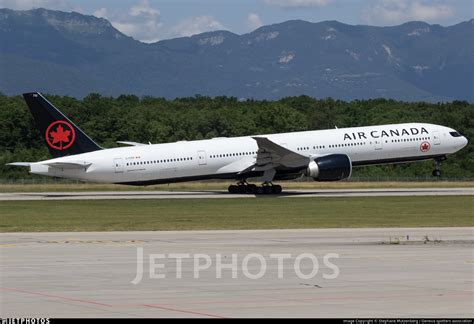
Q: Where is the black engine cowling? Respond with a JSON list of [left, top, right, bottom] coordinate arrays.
[[306, 154, 352, 181]]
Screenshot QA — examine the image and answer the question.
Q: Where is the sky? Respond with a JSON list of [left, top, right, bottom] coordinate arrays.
[[0, 0, 472, 43]]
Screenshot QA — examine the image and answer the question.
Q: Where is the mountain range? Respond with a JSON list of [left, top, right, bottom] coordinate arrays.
[[1, 8, 473, 101]]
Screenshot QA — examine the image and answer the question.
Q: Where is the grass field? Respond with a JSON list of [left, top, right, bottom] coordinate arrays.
[[1, 196, 472, 232], [0, 180, 473, 192]]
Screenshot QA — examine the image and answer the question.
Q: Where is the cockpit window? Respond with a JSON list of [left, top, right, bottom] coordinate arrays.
[[449, 131, 462, 137]]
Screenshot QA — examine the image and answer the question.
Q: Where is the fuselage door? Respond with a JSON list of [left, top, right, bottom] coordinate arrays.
[[114, 158, 124, 173], [374, 139, 383, 150], [433, 131, 441, 145], [197, 150, 207, 166]]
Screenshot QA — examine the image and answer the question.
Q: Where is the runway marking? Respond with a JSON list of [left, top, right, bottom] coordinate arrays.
[[0, 287, 113, 308], [1, 287, 225, 317], [34, 239, 147, 245], [143, 304, 226, 318], [2, 285, 470, 316]]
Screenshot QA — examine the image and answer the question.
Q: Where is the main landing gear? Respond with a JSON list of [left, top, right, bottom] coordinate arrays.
[[228, 181, 282, 194]]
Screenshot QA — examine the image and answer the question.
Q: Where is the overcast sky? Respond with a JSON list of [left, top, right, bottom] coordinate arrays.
[[1, 0, 472, 42]]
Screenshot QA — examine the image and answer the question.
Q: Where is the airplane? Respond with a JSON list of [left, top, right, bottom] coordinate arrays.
[[7, 92, 468, 194]]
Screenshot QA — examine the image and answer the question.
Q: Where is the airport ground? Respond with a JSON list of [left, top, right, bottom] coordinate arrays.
[[0, 180, 473, 192], [1, 181, 472, 317], [1, 228, 473, 318]]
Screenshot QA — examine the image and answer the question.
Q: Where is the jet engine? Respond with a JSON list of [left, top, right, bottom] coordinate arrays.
[[306, 154, 352, 181]]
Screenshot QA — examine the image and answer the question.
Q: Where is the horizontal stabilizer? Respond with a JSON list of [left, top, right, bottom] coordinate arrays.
[[44, 161, 91, 169], [117, 141, 148, 146], [7, 162, 31, 167]]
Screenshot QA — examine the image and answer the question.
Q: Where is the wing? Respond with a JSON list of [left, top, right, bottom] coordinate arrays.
[[251, 137, 309, 171], [236, 137, 309, 182]]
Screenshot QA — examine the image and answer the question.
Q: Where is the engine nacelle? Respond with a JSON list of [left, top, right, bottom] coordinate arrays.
[[306, 154, 352, 181]]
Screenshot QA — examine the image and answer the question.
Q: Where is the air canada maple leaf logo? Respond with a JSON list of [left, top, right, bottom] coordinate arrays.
[[45, 120, 76, 150], [420, 141, 430, 152]]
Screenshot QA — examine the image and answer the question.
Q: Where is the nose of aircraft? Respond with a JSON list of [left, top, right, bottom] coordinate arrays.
[[461, 136, 468, 148]]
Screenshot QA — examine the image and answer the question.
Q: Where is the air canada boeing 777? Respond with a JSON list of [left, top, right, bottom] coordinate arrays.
[[8, 92, 468, 194]]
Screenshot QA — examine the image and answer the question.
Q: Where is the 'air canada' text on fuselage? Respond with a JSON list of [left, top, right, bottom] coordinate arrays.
[[344, 127, 429, 141]]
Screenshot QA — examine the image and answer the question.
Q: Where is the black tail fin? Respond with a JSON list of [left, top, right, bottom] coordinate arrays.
[[23, 92, 102, 158]]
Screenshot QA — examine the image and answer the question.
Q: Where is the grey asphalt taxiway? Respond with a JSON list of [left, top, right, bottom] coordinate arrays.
[[1, 227, 473, 318], [0, 187, 473, 200]]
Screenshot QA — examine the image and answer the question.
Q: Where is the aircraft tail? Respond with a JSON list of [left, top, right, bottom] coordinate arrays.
[[23, 92, 102, 158]]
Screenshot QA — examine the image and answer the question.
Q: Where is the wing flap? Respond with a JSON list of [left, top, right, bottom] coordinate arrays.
[[218, 157, 255, 174]]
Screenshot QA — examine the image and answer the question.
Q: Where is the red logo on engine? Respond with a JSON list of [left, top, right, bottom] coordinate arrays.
[[45, 120, 76, 150], [420, 141, 430, 152]]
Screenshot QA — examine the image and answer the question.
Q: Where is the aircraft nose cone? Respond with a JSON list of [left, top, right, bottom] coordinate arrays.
[[461, 136, 468, 148]]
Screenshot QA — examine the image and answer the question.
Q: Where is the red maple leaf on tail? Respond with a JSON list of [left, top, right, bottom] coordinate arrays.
[[50, 125, 71, 150]]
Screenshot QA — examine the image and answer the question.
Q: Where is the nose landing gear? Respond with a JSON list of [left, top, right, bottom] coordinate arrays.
[[432, 156, 446, 177]]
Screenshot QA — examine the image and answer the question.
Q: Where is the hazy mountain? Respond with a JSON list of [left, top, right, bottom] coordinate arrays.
[[1, 8, 473, 101]]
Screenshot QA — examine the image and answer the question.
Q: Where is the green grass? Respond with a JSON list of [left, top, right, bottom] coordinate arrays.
[[0, 196, 472, 232]]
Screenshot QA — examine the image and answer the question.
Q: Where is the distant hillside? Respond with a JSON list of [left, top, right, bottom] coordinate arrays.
[[1, 8, 473, 101]]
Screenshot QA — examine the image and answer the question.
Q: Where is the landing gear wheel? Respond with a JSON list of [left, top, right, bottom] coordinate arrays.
[[228, 182, 283, 195], [432, 158, 443, 178], [247, 184, 257, 194], [263, 186, 273, 194], [272, 185, 282, 194]]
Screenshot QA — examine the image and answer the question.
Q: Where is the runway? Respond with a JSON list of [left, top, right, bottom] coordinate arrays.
[[1, 227, 473, 318], [0, 187, 473, 200]]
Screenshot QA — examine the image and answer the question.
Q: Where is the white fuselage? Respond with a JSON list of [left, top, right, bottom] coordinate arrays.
[[29, 123, 468, 185]]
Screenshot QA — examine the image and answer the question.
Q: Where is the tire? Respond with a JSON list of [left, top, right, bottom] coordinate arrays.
[[246, 184, 257, 194], [263, 186, 273, 194], [228, 185, 238, 194], [432, 170, 441, 177], [237, 185, 246, 194], [272, 185, 282, 194]]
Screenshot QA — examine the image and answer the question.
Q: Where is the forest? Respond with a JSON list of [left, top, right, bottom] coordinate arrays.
[[0, 93, 472, 181]]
